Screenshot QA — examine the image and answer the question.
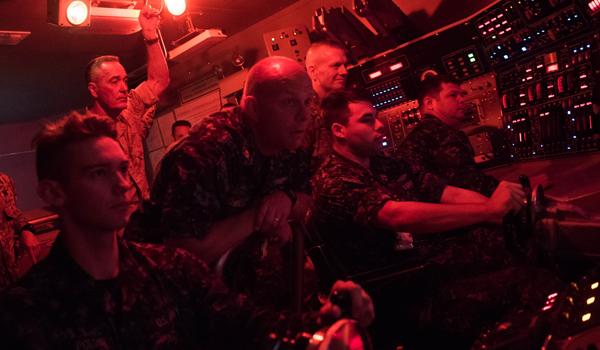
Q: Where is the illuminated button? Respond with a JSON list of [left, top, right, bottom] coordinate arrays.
[[588, 297, 595, 305], [583, 313, 591, 322], [592, 282, 599, 289], [468, 53, 474, 58]]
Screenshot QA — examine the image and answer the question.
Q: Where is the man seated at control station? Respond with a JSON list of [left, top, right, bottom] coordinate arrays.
[[399, 75, 549, 197], [303, 40, 349, 175], [310, 88, 563, 348], [0, 112, 374, 349], [149, 56, 315, 308], [86, 4, 169, 216]]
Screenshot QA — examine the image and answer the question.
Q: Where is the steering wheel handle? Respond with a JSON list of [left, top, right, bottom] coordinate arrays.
[[503, 174, 533, 254]]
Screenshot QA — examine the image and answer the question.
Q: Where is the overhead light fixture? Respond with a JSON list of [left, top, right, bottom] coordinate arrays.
[[47, 0, 91, 27], [165, 0, 186, 16], [66, 1, 89, 25]]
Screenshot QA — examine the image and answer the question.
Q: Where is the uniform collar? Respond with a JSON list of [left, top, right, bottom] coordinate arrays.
[[46, 235, 148, 310]]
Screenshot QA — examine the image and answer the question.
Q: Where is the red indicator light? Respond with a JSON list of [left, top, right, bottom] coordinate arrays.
[[389, 62, 403, 71], [546, 63, 559, 73], [369, 71, 382, 80]]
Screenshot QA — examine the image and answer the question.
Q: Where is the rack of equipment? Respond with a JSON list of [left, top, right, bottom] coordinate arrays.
[[347, 0, 599, 165]]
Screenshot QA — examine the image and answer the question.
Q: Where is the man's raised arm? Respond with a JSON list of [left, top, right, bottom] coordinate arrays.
[[139, 5, 170, 97]]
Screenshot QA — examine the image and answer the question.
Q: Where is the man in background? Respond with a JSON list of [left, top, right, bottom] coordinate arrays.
[[303, 40, 349, 174], [86, 4, 169, 214], [400, 75, 549, 197], [171, 120, 191, 143]]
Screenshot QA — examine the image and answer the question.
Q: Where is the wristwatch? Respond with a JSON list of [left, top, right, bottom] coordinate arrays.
[[144, 37, 159, 45], [282, 188, 297, 207]]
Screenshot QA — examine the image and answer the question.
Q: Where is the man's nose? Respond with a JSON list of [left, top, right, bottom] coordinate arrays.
[[296, 102, 311, 123], [119, 80, 128, 92], [375, 118, 384, 133], [114, 172, 130, 193], [339, 65, 348, 76]]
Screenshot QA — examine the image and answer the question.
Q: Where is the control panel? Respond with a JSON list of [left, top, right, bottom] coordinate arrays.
[[348, 0, 599, 163], [263, 26, 312, 66], [499, 34, 598, 160]]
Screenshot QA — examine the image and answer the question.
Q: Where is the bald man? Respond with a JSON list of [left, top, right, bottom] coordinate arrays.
[[149, 57, 314, 308], [303, 40, 349, 174]]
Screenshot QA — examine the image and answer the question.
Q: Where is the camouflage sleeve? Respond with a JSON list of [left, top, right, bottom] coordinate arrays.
[[175, 249, 321, 350], [8, 178, 28, 231], [397, 128, 432, 186], [153, 141, 225, 240], [412, 171, 448, 204], [317, 175, 392, 228], [128, 82, 158, 139], [435, 133, 500, 197], [287, 148, 311, 195]]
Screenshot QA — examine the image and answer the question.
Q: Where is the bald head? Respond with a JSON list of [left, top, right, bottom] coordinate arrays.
[[242, 56, 310, 102], [241, 56, 314, 156], [306, 40, 349, 98]]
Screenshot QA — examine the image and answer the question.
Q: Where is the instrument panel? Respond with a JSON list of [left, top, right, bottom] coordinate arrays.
[[347, 0, 599, 164]]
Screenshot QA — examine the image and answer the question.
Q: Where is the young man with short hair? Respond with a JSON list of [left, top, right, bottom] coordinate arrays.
[[0, 112, 374, 349]]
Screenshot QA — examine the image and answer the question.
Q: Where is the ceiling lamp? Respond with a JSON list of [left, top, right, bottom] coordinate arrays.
[[165, 0, 186, 16], [47, 0, 91, 27], [66, 1, 89, 25]]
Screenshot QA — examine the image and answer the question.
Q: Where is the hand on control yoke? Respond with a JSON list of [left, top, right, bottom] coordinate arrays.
[[319, 280, 375, 329], [487, 181, 526, 220]]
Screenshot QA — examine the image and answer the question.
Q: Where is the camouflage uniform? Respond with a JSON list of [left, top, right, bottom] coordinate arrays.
[[0, 173, 28, 291], [399, 114, 500, 197], [310, 151, 447, 274], [0, 236, 319, 350], [310, 151, 563, 344], [90, 82, 158, 213], [150, 106, 313, 309], [301, 94, 333, 177]]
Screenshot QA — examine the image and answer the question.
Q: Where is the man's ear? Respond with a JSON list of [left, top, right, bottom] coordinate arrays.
[[37, 180, 66, 207], [331, 123, 345, 139], [422, 96, 436, 112], [307, 65, 317, 82], [88, 82, 98, 99], [242, 96, 259, 123]]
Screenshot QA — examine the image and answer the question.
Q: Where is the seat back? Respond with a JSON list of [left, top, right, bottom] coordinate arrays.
[[304, 215, 427, 293]]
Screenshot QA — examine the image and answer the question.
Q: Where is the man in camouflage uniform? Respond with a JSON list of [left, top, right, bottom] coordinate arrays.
[[86, 5, 170, 214], [310, 88, 562, 347], [0, 172, 40, 291], [150, 57, 315, 309], [303, 40, 349, 175], [0, 112, 374, 349], [399, 75, 500, 196]]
